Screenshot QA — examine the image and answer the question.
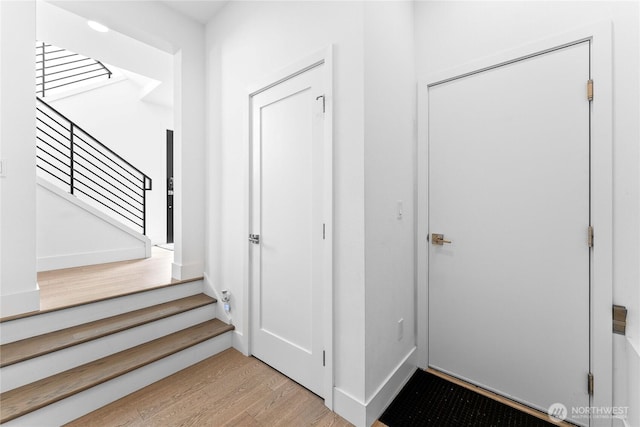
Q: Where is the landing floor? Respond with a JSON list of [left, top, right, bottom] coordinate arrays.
[[0, 246, 182, 321]]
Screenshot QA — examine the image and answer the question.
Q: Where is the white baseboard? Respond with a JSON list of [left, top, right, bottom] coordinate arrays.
[[171, 261, 204, 281], [233, 330, 249, 356], [333, 347, 417, 427], [365, 347, 417, 426], [37, 247, 147, 271], [333, 387, 366, 427], [0, 287, 40, 318]]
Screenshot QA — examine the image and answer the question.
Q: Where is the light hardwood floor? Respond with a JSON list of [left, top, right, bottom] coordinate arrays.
[[36, 247, 177, 313], [66, 348, 353, 427]]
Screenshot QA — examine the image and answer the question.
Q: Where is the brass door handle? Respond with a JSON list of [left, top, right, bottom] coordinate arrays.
[[431, 233, 451, 245]]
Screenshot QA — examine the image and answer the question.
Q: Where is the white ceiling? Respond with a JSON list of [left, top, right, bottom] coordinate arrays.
[[161, 1, 229, 25]]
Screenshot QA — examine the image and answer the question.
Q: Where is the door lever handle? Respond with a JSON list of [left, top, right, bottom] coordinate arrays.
[[431, 233, 451, 245]]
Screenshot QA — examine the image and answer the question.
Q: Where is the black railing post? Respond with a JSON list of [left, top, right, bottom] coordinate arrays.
[[41, 42, 46, 97], [142, 185, 146, 236], [69, 123, 75, 195]]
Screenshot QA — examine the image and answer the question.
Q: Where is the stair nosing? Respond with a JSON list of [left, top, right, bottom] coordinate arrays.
[[0, 294, 217, 367], [0, 318, 234, 424]]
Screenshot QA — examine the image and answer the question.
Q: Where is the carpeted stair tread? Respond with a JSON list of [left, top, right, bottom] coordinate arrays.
[[380, 369, 554, 426], [0, 318, 234, 424], [0, 294, 216, 367]]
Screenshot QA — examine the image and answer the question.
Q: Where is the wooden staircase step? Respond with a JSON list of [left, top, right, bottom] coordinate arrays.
[[0, 294, 216, 368], [0, 319, 234, 424]]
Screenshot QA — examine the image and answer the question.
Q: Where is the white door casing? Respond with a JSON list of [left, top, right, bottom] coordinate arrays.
[[417, 23, 612, 427], [248, 50, 333, 402]]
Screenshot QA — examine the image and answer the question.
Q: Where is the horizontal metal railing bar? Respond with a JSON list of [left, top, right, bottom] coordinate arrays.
[[73, 159, 144, 204], [73, 148, 144, 201], [74, 186, 144, 228], [36, 146, 71, 170], [38, 57, 96, 70], [36, 136, 72, 161], [35, 53, 85, 66], [39, 68, 108, 85], [36, 123, 71, 150], [36, 165, 71, 188], [36, 57, 93, 68], [37, 106, 72, 134], [73, 134, 144, 187], [73, 167, 144, 212], [36, 154, 71, 182], [72, 140, 144, 195], [39, 52, 79, 62], [37, 98, 151, 184], [73, 130, 147, 186], [43, 72, 113, 92], [42, 48, 66, 54], [36, 115, 72, 144], [74, 161, 143, 204], [37, 61, 100, 77]]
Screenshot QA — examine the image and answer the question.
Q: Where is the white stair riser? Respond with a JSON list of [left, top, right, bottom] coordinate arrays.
[[0, 281, 204, 344], [2, 333, 233, 427], [1, 304, 217, 391]]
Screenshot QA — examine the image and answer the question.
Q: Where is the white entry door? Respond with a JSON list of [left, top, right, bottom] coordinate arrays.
[[428, 42, 591, 424], [250, 64, 326, 397]]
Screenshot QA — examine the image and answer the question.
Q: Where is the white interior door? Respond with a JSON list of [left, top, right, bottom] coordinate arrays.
[[250, 64, 325, 397], [428, 42, 591, 424]]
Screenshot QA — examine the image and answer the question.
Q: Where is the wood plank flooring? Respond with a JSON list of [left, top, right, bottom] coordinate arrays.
[[37, 246, 177, 312], [66, 348, 353, 427], [0, 247, 184, 322]]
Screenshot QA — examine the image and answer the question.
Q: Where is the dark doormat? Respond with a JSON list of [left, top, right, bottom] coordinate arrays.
[[379, 369, 555, 426]]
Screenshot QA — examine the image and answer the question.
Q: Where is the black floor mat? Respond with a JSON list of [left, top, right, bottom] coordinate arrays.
[[379, 370, 554, 426]]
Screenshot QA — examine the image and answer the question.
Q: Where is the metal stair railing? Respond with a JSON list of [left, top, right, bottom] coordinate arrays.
[[36, 42, 112, 98], [36, 97, 152, 235]]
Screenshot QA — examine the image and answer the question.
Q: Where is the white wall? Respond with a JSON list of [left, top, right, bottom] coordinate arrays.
[[205, 1, 367, 415], [363, 0, 416, 409], [414, 2, 639, 426], [0, 0, 39, 317], [47, 79, 173, 245], [36, 179, 150, 271], [206, 2, 419, 425], [51, 0, 206, 280]]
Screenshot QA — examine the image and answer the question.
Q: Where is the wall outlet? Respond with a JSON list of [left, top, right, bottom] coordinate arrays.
[[397, 318, 403, 341]]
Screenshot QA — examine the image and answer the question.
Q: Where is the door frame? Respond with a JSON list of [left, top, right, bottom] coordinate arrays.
[[416, 22, 612, 422], [243, 46, 334, 408], [166, 129, 174, 244]]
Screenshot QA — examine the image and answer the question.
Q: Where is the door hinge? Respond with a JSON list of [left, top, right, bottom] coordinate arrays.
[[322, 350, 326, 367], [587, 79, 594, 102], [588, 372, 594, 395], [316, 95, 325, 113], [613, 304, 628, 335], [588, 226, 594, 248], [322, 223, 326, 240]]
